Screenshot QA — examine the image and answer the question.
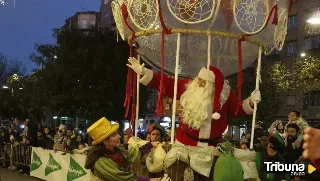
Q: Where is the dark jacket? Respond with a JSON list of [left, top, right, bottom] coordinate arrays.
[[284, 138, 303, 165]]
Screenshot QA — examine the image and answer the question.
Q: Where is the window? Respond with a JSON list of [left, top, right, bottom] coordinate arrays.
[[104, 12, 109, 18], [287, 44, 297, 56], [81, 19, 87, 28], [91, 21, 96, 26], [303, 93, 320, 109], [288, 15, 297, 29], [310, 94, 320, 106], [286, 95, 296, 108], [104, 0, 109, 4], [303, 37, 320, 50], [303, 94, 310, 110]]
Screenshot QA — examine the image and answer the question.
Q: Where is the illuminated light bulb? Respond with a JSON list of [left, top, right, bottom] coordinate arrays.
[[307, 9, 320, 25]]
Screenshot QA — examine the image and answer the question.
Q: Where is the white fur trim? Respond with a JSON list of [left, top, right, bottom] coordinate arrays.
[[146, 144, 166, 173], [212, 112, 221, 120], [198, 67, 215, 83], [128, 137, 148, 147], [197, 119, 212, 147], [233, 149, 259, 180], [220, 81, 231, 107], [242, 98, 254, 115], [139, 68, 153, 85]]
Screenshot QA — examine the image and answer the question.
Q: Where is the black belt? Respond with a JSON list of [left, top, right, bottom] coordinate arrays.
[[180, 126, 220, 145]]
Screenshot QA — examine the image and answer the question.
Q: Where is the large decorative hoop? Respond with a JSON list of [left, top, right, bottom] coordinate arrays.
[[127, 0, 159, 31], [233, 0, 269, 35], [167, 0, 218, 24], [112, 1, 126, 40], [274, 9, 288, 51]]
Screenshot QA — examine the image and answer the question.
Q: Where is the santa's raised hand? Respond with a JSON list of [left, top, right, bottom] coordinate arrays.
[[249, 90, 261, 107], [127, 57, 145, 75]]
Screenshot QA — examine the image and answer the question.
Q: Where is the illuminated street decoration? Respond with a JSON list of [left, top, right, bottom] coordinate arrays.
[[0, 0, 15, 7]]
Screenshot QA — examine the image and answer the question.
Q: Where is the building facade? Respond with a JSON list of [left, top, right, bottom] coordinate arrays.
[[99, 0, 115, 29], [63, 11, 100, 31], [265, 0, 320, 123]]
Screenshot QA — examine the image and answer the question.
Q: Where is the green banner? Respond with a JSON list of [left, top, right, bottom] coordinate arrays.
[[31, 151, 43, 172], [67, 156, 87, 181], [45, 153, 62, 176]]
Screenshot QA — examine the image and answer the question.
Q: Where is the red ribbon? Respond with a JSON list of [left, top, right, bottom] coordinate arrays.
[[289, 0, 294, 13], [265, 4, 279, 26], [155, 0, 172, 117], [121, 3, 138, 137]]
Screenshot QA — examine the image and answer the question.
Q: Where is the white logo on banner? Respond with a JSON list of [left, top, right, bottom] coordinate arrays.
[[69, 166, 85, 177]]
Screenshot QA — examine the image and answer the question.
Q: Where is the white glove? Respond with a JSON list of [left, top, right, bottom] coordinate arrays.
[[250, 90, 261, 104], [127, 57, 145, 76]]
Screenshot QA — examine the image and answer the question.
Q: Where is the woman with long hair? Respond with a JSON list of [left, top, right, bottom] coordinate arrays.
[[269, 120, 285, 137], [85, 117, 160, 181]]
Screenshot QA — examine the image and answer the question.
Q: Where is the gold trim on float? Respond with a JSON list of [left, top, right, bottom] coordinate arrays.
[[127, 28, 266, 49]]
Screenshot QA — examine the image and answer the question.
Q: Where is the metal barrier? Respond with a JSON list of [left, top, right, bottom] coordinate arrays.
[[0, 143, 32, 168], [0, 143, 12, 167], [12, 144, 32, 166]]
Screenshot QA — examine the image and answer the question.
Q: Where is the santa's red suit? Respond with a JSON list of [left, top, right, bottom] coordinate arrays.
[[139, 66, 254, 147]]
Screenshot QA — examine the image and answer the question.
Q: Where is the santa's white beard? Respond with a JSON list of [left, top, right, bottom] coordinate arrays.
[[180, 78, 213, 130]]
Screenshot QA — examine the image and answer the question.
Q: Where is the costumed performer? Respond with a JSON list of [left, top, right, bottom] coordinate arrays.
[[148, 123, 166, 142], [127, 57, 261, 147], [84, 117, 160, 181]]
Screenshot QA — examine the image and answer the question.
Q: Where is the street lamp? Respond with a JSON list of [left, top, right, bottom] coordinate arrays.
[[307, 9, 320, 25], [2, 85, 8, 89], [301, 52, 306, 57]]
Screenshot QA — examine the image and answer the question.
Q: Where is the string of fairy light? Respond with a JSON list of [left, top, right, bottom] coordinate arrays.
[[305, 24, 320, 35]]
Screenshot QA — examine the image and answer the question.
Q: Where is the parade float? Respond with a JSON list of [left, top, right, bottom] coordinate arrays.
[[111, 0, 293, 180]]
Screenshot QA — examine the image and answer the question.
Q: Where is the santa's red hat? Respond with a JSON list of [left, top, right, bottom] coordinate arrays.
[[197, 66, 224, 120]]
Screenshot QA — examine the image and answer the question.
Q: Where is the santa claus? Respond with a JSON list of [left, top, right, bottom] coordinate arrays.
[[127, 57, 261, 147]]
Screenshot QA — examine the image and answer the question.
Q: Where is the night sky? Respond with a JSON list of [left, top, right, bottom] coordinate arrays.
[[0, 0, 100, 73]]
